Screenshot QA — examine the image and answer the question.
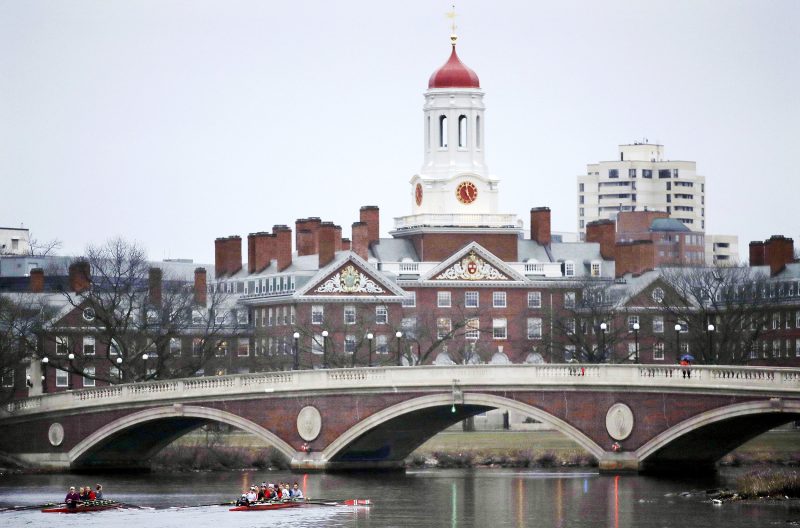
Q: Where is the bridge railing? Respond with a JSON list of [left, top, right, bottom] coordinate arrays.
[[3, 364, 800, 418]]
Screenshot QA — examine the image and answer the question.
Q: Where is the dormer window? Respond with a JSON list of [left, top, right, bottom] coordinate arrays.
[[590, 261, 601, 277], [564, 261, 575, 277]]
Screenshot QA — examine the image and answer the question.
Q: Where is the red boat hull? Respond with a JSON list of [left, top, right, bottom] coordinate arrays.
[[229, 502, 302, 512], [42, 502, 121, 513]]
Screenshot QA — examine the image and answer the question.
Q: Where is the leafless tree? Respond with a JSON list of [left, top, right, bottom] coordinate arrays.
[[27, 235, 62, 257], [55, 238, 239, 384], [0, 294, 57, 402], [659, 265, 773, 364]]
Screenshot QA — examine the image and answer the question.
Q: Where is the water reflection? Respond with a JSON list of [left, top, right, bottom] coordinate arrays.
[[0, 469, 798, 528]]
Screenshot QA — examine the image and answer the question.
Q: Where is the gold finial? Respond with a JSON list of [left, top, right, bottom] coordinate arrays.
[[446, 4, 458, 45]]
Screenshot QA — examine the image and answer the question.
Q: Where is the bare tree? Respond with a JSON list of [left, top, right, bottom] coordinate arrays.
[[27, 234, 62, 257], [0, 294, 57, 402], [659, 265, 773, 364], [55, 238, 239, 384]]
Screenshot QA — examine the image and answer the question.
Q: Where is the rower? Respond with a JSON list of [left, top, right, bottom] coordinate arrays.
[[85, 484, 96, 501], [292, 482, 303, 499], [65, 486, 82, 510], [95, 484, 104, 500], [246, 486, 258, 503]]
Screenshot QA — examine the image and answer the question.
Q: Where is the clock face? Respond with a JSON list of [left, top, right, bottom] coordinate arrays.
[[415, 183, 423, 206], [456, 181, 478, 204]]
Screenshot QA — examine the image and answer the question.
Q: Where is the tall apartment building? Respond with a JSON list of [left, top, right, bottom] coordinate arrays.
[[577, 143, 706, 235]]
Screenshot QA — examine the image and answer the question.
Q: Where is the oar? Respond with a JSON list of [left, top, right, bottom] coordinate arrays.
[[0, 502, 60, 512], [302, 498, 372, 507]]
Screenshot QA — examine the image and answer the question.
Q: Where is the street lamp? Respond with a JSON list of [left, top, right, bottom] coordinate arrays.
[[707, 323, 715, 362], [293, 332, 300, 370], [116, 357, 123, 384], [67, 353, 75, 390], [674, 323, 682, 360], [599, 322, 607, 362], [142, 353, 149, 380], [321, 330, 329, 369], [632, 322, 640, 363], [395, 331, 403, 366], [41, 356, 48, 394], [366, 333, 374, 367]]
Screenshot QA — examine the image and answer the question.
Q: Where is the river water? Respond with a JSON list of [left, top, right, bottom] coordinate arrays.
[[1, 468, 798, 527]]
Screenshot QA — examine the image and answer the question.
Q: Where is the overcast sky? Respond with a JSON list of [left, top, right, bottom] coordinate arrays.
[[1, 0, 798, 264]]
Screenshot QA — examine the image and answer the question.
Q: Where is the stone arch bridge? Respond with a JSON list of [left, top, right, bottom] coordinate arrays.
[[1, 365, 799, 474]]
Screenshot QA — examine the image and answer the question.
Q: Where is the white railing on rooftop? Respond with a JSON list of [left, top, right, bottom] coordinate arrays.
[[393, 213, 523, 231], [4, 364, 799, 419]]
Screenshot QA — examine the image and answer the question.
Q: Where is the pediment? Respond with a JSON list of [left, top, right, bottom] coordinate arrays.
[[423, 242, 527, 283], [296, 253, 406, 298]]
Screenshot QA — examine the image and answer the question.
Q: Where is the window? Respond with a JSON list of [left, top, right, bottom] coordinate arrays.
[[439, 115, 448, 148], [82, 367, 95, 387], [215, 341, 228, 357], [465, 318, 480, 340], [1, 369, 13, 387], [492, 292, 507, 308], [372, 306, 387, 325], [628, 316, 640, 331], [493, 318, 507, 339], [83, 336, 95, 355], [312, 334, 324, 355], [796, 339, 800, 358], [376, 335, 388, 354], [579, 196, 584, 204], [402, 317, 417, 338], [608, 169, 619, 178], [564, 292, 576, 309], [653, 342, 665, 361], [402, 292, 416, 307], [564, 261, 575, 277], [564, 345, 576, 362], [344, 335, 356, 354], [590, 262, 601, 277], [56, 336, 70, 355], [236, 310, 248, 326], [458, 115, 467, 148], [527, 318, 542, 339], [465, 291, 479, 308], [772, 313, 780, 330], [192, 338, 204, 357], [56, 369, 68, 387], [312, 305, 324, 324], [268, 308, 274, 326], [237, 339, 250, 357], [651, 288, 665, 303], [437, 291, 451, 308], [579, 183, 585, 192], [476, 115, 481, 148], [82, 308, 96, 322], [344, 305, 356, 325], [528, 291, 542, 308], [192, 310, 204, 325], [170, 338, 181, 356], [629, 169, 636, 178], [796, 311, 800, 328], [437, 317, 452, 339], [658, 169, 671, 179], [267, 337, 274, 355], [565, 319, 576, 334]]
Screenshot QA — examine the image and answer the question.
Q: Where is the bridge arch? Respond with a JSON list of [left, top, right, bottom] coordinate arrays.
[[321, 393, 605, 468], [69, 405, 295, 470], [636, 399, 800, 472]]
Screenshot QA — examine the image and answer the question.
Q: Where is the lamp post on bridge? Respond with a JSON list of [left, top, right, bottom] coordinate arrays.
[[707, 323, 715, 362], [367, 333, 374, 367], [67, 353, 75, 390], [293, 332, 300, 370], [632, 322, 640, 363], [674, 323, 682, 361], [321, 330, 329, 369], [395, 331, 403, 366], [142, 353, 149, 381], [116, 357, 123, 384], [599, 322, 607, 362], [41, 356, 48, 394]]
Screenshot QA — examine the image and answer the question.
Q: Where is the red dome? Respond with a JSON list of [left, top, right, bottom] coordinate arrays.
[[428, 45, 480, 89]]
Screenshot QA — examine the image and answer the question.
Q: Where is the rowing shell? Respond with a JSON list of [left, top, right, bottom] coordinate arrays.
[[229, 502, 302, 512], [42, 501, 122, 513]]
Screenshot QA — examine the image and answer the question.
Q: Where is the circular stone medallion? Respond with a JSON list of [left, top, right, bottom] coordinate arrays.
[[605, 403, 634, 441], [48, 422, 65, 447], [296, 406, 322, 442]]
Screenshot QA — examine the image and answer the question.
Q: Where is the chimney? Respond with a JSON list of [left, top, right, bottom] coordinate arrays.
[[530, 207, 551, 246], [749, 241, 766, 267], [306, 217, 321, 254], [360, 206, 380, 246], [214, 237, 227, 276], [615, 240, 655, 278], [334, 225, 343, 252], [148, 267, 162, 306], [224, 236, 242, 276], [29, 268, 44, 293], [586, 220, 616, 260], [341, 238, 351, 251], [68, 260, 91, 293], [318, 222, 337, 268], [194, 268, 207, 306], [249, 231, 274, 272], [351, 222, 369, 260], [296, 229, 314, 256], [764, 235, 795, 276], [273, 225, 292, 271]]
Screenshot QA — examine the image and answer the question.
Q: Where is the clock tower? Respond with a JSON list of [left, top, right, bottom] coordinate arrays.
[[392, 33, 522, 261]]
